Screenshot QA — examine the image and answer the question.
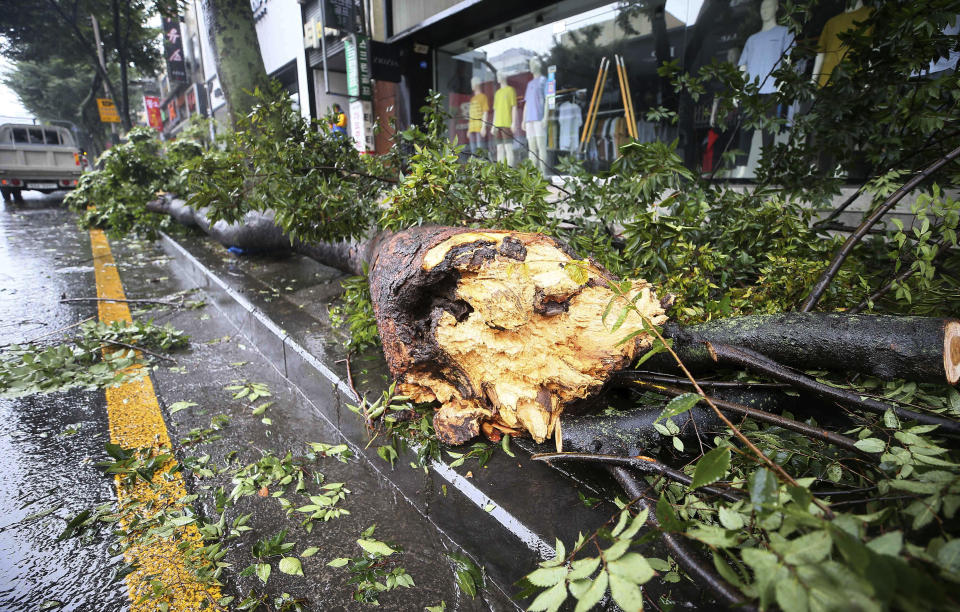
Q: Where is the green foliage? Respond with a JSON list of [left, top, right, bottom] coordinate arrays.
[[329, 272, 381, 352], [327, 524, 415, 605], [186, 82, 384, 244], [522, 506, 654, 612], [66, 127, 208, 238], [0, 319, 187, 397]]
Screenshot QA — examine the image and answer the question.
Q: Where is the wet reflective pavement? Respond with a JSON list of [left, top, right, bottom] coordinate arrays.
[[0, 192, 128, 610], [0, 193, 704, 611]]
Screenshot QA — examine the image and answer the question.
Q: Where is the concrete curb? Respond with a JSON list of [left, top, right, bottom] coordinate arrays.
[[158, 232, 614, 607]]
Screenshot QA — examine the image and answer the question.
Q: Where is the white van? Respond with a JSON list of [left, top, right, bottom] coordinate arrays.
[[0, 123, 83, 202]]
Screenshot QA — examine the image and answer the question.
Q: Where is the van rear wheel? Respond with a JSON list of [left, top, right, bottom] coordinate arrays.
[[0, 187, 11, 202], [12, 189, 24, 203]]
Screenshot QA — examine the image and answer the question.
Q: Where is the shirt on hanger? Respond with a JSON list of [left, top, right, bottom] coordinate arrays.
[[738, 25, 795, 94], [523, 76, 546, 122], [493, 86, 517, 128], [557, 101, 583, 152]]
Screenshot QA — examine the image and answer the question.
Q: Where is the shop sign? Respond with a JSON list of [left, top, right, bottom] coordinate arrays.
[[345, 34, 372, 100], [144, 96, 162, 129], [96, 98, 120, 123], [322, 0, 364, 35], [162, 17, 187, 82], [304, 18, 318, 49], [348, 99, 374, 154], [369, 40, 402, 82]]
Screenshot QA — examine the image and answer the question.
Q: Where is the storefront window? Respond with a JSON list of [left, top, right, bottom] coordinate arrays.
[[435, 0, 865, 179]]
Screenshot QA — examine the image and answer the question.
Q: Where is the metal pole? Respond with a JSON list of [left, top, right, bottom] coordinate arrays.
[[191, 0, 217, 143], [90, 15, 119, 142]]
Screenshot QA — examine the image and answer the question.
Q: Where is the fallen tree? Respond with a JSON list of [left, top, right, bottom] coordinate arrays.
[[146, 196, 960, 445]]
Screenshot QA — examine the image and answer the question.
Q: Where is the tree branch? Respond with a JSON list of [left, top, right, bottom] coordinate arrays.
[[801, 143, 960, 311]]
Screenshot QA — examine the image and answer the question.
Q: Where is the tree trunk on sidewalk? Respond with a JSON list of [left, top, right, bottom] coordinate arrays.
[[200, 0, 270, 127]]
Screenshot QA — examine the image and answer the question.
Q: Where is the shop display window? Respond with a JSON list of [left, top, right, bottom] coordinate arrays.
[[434, 0, 908, 179]]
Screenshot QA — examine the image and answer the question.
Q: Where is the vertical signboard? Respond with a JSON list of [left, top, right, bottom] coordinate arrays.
[[144, 96, 162, 129], [345, 34, 372, 100], [348, 99, 374, 153], [162, 17, 187, 82]]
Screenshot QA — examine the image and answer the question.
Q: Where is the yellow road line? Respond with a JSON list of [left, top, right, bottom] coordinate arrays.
[[90, 229, 221, 611]]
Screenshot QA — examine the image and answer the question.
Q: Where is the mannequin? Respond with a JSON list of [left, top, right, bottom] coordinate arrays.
[[467, 77, 489, 154], [493, 73, 518, 166], [812, 1, 872, 87], [737, 0, 795, 174], [522, 58, 548, 174], [738, 0, 794, 94]]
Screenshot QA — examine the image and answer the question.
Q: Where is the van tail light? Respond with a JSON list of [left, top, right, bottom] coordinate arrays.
[[0, 179, 6, 185], [74, 153, 81, 166], [60, 179, 72, 187], [10, 179, 21, 186]]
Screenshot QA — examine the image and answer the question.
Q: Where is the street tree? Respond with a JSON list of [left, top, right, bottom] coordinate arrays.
[[199, 0, 269, 127], [0, 0, 165, 131]]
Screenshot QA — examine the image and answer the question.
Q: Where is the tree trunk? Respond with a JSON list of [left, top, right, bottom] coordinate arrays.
[[111, 0, 131, 130], [368, 226, 668, 446], [146, 201, 960, 442], [201, 0, 270, 127], [658, 313, 960, 386]]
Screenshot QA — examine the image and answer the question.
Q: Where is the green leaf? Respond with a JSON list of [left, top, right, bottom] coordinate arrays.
[[608, 553, 654, 584], [278, 557, 303, 576], [527, 580, 567, 612], [718, 506, 744, 530], [168, 401, 197, 414], [656, 393, 700, 423], [774, 578, 808, 612], [854, 438, 885, 453], [327, 557, 350, 568], [690, 446, 730, 490], [526, 566, 567, 587], [782, 530, 832, 565], [573, 570, 607, 612], [866, 531, 902, 557], [937, 539, 960, 573], [255, 562, 271, 584], [540, 539, 566, 568], [357, 538, 397, 557], [301, 547, 320, 558], [609, 573, 644, 611], [567, 557, 601, 581], [749, 467, 778, 509]]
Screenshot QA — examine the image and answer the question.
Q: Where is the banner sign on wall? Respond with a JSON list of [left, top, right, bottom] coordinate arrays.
[[144, 96, 162, 129], [348, 99, 374, 154], [345, 34, 372, 100], [162, 17, 187, 82]]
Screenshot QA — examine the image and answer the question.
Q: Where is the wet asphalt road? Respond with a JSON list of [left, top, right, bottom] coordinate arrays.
[[0, 192, 128, 610], [0, 192, 514, 611]]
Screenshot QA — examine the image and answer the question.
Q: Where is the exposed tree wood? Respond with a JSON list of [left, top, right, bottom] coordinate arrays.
[[658, 313, 960, 386], [368, 226, 667, 445]]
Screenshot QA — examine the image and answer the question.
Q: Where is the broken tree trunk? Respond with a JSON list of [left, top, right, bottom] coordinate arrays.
[[368, 226, 668, 445], [146, 201, 960, 443], [656, 313, 960, 386]]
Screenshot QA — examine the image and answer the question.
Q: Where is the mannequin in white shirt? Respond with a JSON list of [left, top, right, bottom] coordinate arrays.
[[522, 58, 548, 175]]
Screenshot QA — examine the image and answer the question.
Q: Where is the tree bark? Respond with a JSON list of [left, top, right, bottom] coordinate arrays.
[[200, 0, 270, 127], [658, 313, 960, 386]]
